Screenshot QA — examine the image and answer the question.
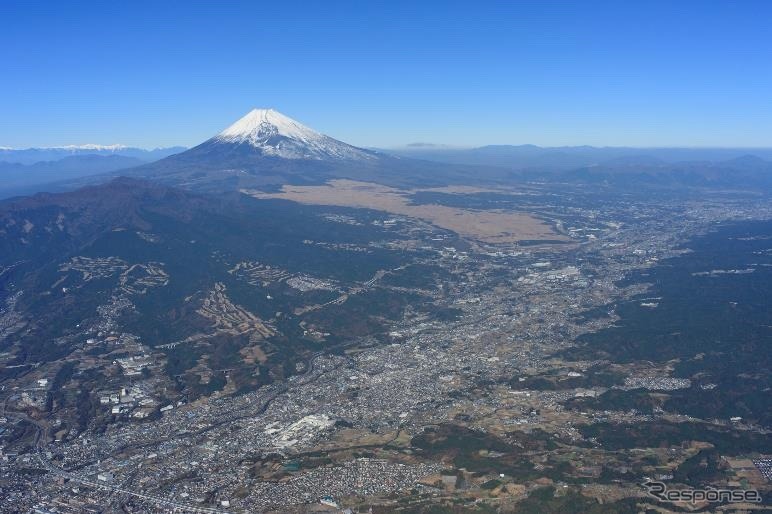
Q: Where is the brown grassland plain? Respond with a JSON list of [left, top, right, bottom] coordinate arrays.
[[243, 179, 568, 244]]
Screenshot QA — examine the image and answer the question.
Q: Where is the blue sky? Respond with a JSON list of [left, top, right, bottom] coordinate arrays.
[[2, 0, 772, 148]]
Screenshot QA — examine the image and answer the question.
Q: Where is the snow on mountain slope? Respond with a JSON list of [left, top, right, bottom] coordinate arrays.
[[211, 108, 374, 161]]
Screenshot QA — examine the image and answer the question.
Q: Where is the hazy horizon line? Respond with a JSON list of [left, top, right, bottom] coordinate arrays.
[[5, 142, 772, 152]]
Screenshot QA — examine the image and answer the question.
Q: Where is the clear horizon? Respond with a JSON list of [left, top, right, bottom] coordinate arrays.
[[3, 1, 772, 148]]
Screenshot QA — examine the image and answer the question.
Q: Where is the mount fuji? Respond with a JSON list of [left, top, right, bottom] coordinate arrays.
[[211, 108, 375, 161], [113, 109, 387, 190], [110, 108, 494, 191]]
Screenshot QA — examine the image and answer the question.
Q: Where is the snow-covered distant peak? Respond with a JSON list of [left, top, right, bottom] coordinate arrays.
[[212, 108, 374, 161], [57, 144, 129, 151], [0, 144, 129, 151]]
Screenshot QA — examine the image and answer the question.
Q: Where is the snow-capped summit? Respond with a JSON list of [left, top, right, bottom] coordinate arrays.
[[217, 109, 317, 142], [211, 108, 373, 161]]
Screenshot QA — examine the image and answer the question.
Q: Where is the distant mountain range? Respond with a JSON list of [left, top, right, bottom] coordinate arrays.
[[0, 145, 186, 165], [4, 111, 772, 197], [387, 144, 772, 169], [0, 146, 186, 198], [386, 144, 772, 189], [0, 154, 144, 190]]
